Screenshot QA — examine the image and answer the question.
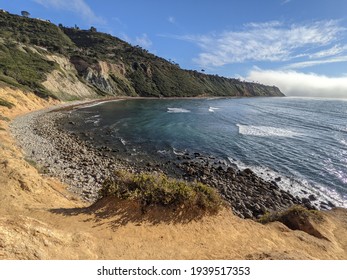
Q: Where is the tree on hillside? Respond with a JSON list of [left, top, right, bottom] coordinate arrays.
[[90, 26, 97, 32], [21, 11, 30, 17]]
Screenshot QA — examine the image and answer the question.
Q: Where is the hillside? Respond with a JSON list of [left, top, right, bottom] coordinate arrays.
[[0, 11, 283, 100]]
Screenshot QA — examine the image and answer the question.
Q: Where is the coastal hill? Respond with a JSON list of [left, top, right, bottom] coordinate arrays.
[[1, 11, 346, 260], [0, 11, 283, 100]]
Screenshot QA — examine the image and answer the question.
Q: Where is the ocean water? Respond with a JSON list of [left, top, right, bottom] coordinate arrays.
[[67, 97, 347, 208]]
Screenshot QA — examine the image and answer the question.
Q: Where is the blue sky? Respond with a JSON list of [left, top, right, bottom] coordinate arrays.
[[1, 0, 347, 97]]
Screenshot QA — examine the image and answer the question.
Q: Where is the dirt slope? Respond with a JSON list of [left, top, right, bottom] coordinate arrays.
[[0, 86, 346, 260]]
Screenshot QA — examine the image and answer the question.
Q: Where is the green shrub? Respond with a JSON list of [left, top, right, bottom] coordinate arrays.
[[0, 43, 58, 99], [0, 116, 10, 122], [258, 205, 323, 225], [24, 157, 49, 174], [0, 97, 14, 108], [99, 170, 223, 213]]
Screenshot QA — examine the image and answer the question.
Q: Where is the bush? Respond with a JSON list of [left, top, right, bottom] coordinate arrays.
[[0, 97, 14, 108], [258, 205, 327, 239], [99, 170, 223, 213], [0, 115, 10, 122], [258, 205, 323, 225], [0, 43, 58, 99]]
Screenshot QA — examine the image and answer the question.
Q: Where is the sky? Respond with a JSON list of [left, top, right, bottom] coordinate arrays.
[[1, 0, 347, 97]]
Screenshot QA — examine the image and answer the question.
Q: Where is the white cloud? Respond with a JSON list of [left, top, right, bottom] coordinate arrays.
[[119, 33, 132, 43], [168, 16, 175, 24], [34, 0, 105, 25], [177, 20, 345, 67], [309, 44, 347, 59], [118, 33, 153, 49], [281, 0, 291, 5], [247, 68, 347, 98], [244, 21, 282, 29], [284, 55, 347, 69], [111, 17, 127, 29], [135, 33, 152, 49]]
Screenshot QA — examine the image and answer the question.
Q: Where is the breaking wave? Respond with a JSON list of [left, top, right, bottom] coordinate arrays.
[[208, 106, 220, 112], [167, 107, 191, 113], [237, 124, 302, 137]]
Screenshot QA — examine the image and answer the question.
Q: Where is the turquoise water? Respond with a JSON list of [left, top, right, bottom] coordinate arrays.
[[70, 97, 347, 208]]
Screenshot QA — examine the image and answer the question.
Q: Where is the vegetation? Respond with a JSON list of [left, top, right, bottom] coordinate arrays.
[[258, 205, 326, 239], [0, 97, 14, 109], [64, 28, 282, 97], [0, 12, 74, 54], [258, 205, 323, 224], [0, 114, 10, 121], [0, 11, 283, 100], [0, 43, 58, 98], [21, 11, 30, 18], [24, 157, 49, 174], [99, 170, 223, 213]]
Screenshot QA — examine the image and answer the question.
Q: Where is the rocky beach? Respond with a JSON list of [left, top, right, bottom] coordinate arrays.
[[10, 100, 332, 220], [1, 87, 346, 260]]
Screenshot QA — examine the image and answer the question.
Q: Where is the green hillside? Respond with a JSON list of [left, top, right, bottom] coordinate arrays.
[[0, 11, 284, 100]]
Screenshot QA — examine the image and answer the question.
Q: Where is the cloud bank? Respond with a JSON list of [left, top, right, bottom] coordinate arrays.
[[247, 69, 347, 98]]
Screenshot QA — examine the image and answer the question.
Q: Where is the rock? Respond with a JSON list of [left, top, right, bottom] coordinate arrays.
[[327, 201, 336, 208], [274, 177, 281, 182], [243, 209, 254, 219], [242, 168, 254, 176]]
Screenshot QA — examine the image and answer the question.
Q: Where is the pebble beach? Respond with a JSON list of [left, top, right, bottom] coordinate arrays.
[[10, 101, 332, 219]]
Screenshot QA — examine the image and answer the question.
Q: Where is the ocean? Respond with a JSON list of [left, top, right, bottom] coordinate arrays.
[[65, 97, 347, 208]]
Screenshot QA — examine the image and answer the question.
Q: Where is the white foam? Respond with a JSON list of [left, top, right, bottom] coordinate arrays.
[[167, 107, 191, 113], [120, 138, 126, 146], [84, 119, 100, 125], [339, 138, 347, 146], [237, 124, 302, 137], [173, 148, 186, 156], [79, 100, 121, 109], [84, 114, 101, 125], [208, 106, 220, 112], [157, 149, 170, 155], [227, 157, 346, 209]]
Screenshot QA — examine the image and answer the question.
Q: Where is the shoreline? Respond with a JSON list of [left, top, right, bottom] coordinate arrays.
[[10, 97, 337, 219], [2, 87, 347, 260]]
